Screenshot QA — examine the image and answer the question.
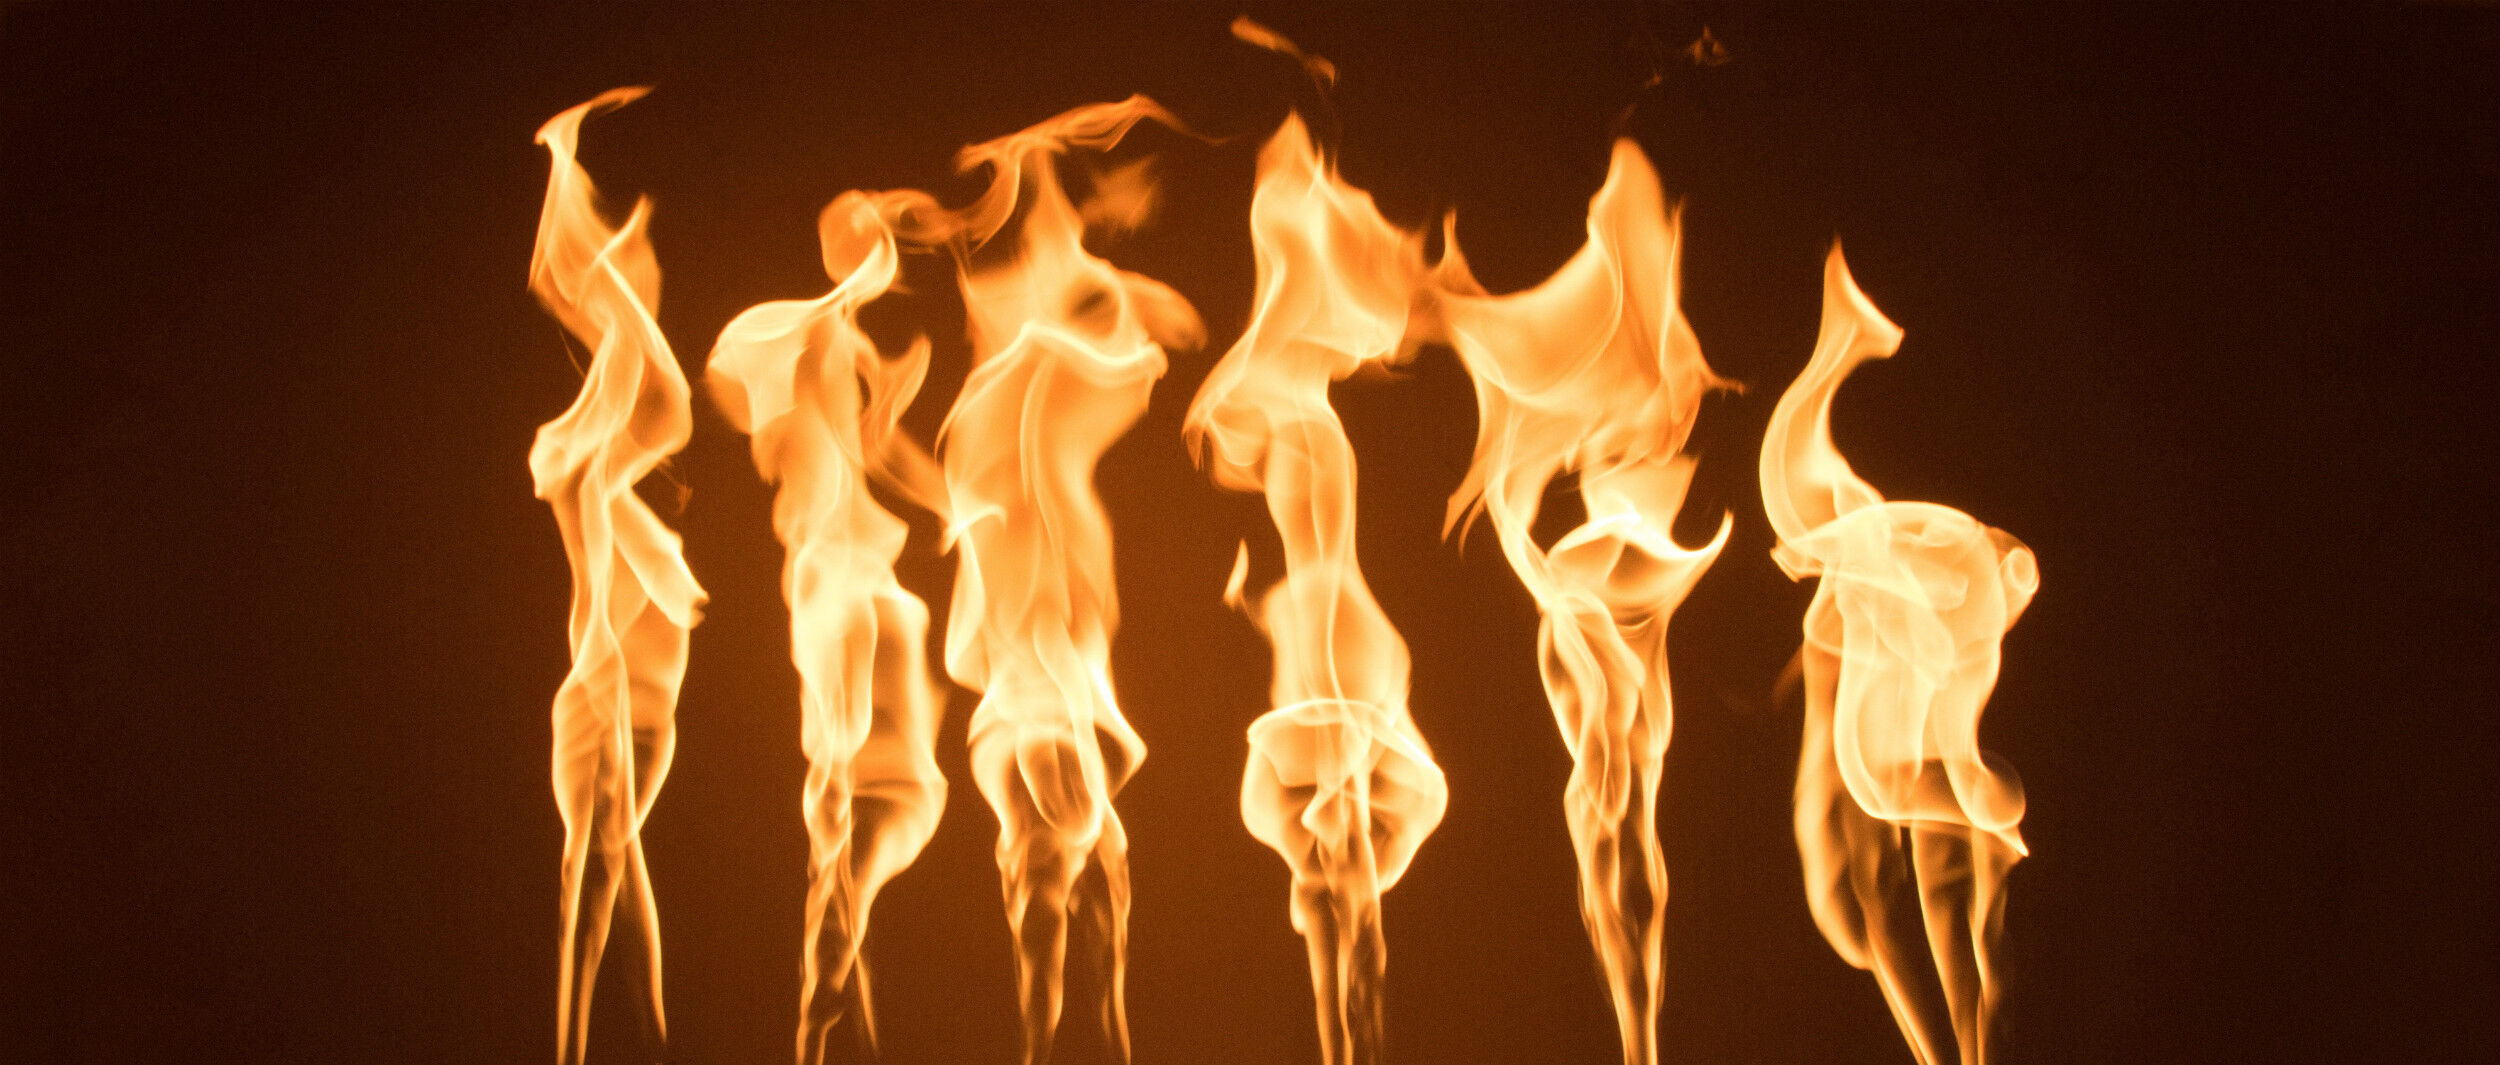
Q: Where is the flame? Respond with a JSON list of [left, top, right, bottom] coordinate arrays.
[[706, 189, 952, 1064], [1228, 15, 1337, 89], [926, 97, 1204, 1065], [1431, 139, 1731, 1065], [1184, 110, 1446, 1065], [526, 87, 708, 1065], [1760, 246, 2038, 1065]]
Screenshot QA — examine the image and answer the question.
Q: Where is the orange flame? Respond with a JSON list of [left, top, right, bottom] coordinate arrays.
[[526, 87, 708, 1065], [928, 97, 1204, 1065], [706, 189, 952, 1064], [1185, 111, 1446, 1065], [1432, 139, 1731, 1065], [1761, 246, 2037, 1065]]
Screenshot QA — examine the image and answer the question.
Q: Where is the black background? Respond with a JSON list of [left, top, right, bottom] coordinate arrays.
[[3, 4, 2495, 1064]]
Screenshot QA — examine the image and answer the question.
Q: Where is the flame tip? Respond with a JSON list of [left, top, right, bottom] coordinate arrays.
[[1231, 16, 1338, 89]]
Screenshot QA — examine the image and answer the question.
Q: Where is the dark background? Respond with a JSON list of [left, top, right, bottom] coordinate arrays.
[[3, 4, 2495, 1063]]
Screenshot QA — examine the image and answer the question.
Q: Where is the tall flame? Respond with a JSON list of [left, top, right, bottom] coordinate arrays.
[[1760, 246, 2038, 1065], [706, 189, 952, 1064], [1184, 110, 1447, 1065], [928, 97, 1204, 1065], [526, 87, 708, 1065], [1431, 140, 1731, 1065]]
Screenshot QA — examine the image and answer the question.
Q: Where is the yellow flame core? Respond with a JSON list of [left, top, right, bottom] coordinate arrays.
[[1761, 247, 2037, 1065], [527, 87, 708, 1065], [706, 190, 952, 1065], [931, 97, 1204, 1065], [1184, 113, 1448, 1065], [1432, 140, 1731, 1065]]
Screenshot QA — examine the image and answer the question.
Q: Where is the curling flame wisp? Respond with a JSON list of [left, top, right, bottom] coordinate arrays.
[[1760, 247, 2037, 1065], [707, 190, 953, 1064], [527, 87, 708, 1065], [1431, 139, 1731, 1065], [930, 97, 1205, 1065], [1184, 108, 1447, 1065]]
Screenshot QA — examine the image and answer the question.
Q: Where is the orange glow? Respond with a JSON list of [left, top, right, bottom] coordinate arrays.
[[1184, 105, 1446, 1065], [706, 189, 951, 1064], [926, 97, 1205, 1065], [1761, 247, 2038, 1065], [526, 87, 708, 1065], [1431, 139, 1731, 1065]]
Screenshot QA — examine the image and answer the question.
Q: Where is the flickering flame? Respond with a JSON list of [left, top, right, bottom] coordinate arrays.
[[927, 97, 1204, 1065], [1184, 109, 1446, 1065], [706, 189, 951, 1064], [526, 87, 708, 1065], [1227, 14, 1337, 88], [515, 50, 2053, 1065], [1761, 247, 2037, 1065], [1431, 139, 1730, 1065]]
